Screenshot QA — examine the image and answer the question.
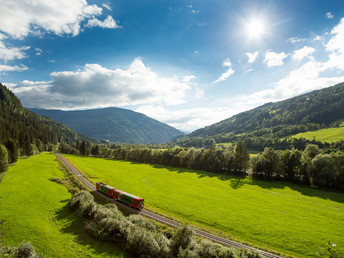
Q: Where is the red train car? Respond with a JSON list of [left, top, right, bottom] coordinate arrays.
[[96, 182, 144, 210]]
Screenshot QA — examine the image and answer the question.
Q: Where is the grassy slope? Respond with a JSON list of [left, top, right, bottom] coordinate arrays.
[[0, 153, 127, 258], [64, 154, 344, 257], [291, 126, 344, 143]]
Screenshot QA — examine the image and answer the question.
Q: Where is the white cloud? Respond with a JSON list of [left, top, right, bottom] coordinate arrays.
[[314, 35, 322, 41], [0, 64, 28, 72], [0, 40, 30, 61], [326, 12, 334, 19], [0, 0, 119, 38], [102, 4, 112, 11], [214, 59, 234, 83], [246, 51, 259, 64], [264, 50, 289, 67], [35, 48, 43, 56], [9, 58, 193, 109], [86, 15, 121, 29], [288, 37, 305, 44], [292, 46, 315, 62]]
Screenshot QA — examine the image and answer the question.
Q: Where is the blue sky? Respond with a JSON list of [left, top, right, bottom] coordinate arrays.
[[1, 0, 344, 132]]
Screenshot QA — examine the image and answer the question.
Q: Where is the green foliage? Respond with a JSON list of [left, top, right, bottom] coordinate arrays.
[[6, 138, 18, 163], [0, 144, 9, 172], [31, 107, 184, 144], [0, 83, 90, 156]]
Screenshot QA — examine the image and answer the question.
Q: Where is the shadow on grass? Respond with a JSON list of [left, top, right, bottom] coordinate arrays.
[[144, 162, 344, 204], [64, 155, 344, 204], [54, 203, 130, 258]]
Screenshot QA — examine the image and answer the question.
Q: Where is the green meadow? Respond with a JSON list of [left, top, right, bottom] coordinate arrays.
[[0, 153, 127, 257], [291, 126, 344, 143], [64, 154, 344, 257]]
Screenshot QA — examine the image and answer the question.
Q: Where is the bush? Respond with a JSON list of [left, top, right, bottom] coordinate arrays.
[[128, 214, 157, 232], [69, 190, 94, 211], [170, 224, 195, 256], [15, 242, 38, 258]]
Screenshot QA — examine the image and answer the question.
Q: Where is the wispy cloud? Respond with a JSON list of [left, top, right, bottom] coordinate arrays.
[[0, 64, 28, 72], [35, 48, 43, 56], [326, 12, 334, 19], [246, 51, 259, 64], [214, 59, 234, 83], [288, 37, 305, 44], [264, 50, 289, 67]]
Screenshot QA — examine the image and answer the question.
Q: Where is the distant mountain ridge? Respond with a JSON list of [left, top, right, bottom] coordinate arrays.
[[175, 82, 344, 145], [31, 107, 184, 144]]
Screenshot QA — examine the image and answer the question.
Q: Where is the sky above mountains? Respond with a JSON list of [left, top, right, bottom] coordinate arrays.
[[1, 0, 344, 132]]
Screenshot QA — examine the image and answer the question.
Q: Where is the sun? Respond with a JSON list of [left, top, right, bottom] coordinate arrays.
[[245, 19, 265, 39]]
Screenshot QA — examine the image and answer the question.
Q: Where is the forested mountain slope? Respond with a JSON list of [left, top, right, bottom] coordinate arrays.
[[0, 83, 89, 154], [31, 107, 184, 144], [176, 82, 344, 146]]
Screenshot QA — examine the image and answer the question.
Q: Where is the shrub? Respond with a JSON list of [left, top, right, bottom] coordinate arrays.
[[128, 214, 157, 232], [69, 190, 94, 211], [14, 242, 38, 258], [170, 224, 195, 256]]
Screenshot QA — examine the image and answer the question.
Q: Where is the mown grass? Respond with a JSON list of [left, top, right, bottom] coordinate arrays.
[[291, 126, 344, 143], [0, 152, 128, 257], [63, 154, 344, 257]]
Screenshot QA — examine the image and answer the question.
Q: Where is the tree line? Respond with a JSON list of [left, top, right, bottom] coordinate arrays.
[[59, 141, 344, 191]]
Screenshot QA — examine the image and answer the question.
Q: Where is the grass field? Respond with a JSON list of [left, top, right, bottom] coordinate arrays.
[[291, 126, 344, 142], [64, 154, 344, 257], [0, 153, 128, 257]]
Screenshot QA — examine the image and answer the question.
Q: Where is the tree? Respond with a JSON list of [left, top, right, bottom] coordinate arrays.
[[91, 145, 100, 156], [0, 144, 9, 172], [6, 138, 18, 164], [302, 144, 323, 186], [234, 141, 250, 174]]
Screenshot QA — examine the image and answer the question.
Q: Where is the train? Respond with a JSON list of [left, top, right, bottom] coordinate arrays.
[[96, 182, 144, 210]]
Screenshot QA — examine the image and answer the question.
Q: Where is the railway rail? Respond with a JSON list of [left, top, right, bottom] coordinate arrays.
[[56, 153, 283, 258]]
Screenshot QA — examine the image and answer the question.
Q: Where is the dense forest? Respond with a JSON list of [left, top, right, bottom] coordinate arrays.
[[0, 83, 90, 172], [174, 82, 344, 149]]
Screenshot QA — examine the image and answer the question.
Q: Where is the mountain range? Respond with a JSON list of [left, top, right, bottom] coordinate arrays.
[[31, 107, 184, 144], [175, 82, 344, 146]]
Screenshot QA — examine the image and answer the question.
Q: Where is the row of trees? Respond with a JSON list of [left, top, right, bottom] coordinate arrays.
[[60, 141, 250, 175], [60, 141, 344, 190], [251, 145, 344, 189]]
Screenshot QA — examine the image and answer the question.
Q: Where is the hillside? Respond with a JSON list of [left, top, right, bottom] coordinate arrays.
[[31, 107, 184, 144], [0, 83, 90, 153], [176, 82, 344, 146]]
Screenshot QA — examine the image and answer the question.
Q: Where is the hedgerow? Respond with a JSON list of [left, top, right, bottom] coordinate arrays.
[[69, 191, 263, 257]]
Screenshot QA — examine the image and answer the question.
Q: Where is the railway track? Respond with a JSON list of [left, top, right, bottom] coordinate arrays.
[[56, 153, 283, 258]]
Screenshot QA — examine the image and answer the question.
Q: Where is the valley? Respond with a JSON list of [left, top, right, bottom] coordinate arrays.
[[62, 154, 344, 257]]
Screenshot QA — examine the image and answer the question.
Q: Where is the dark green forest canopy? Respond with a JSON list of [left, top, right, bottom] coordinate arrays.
[[0, 83, 90, 151]]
